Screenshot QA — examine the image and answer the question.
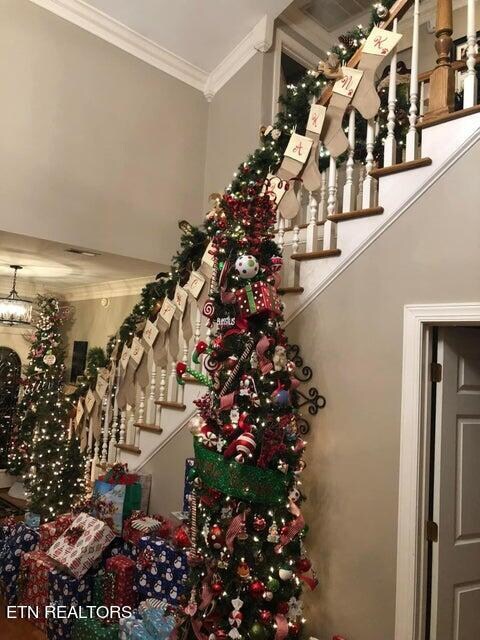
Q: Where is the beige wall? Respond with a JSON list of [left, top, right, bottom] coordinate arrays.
[[0, 326, 31, 366], [64, 293, 139, 375], [141, 425, 194, 516], [0, 0, 208, 265], [287, 139, 480, 640], [203, 54, 266, 202]]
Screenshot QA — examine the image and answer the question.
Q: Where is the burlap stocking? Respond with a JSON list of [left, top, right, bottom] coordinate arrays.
[[322, 92, 352, 158], [351, 27, 403, 119], [276, 133, 313, 219]]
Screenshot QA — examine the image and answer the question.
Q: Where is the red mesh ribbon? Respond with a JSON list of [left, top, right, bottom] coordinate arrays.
[[298, 569, 318, 590], [64, 526, 84, 546], [226, 509, 250, 551], [274, 614, 289, 640], [220, 392, 236, 410], [256, 335, 273, 374], [199, 568, 213, 610], [223, 318, 248, 338], [275, 501, 305, 552]]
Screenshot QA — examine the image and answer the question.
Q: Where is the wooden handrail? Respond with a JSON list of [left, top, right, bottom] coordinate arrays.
[[418, 54, 480, 83], [318, 0, 415, 106]]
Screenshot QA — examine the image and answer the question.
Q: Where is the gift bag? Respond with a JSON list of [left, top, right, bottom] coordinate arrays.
[[99, 464, 142, 519], [94, 480, 126, 535], [47, 513, 115, 579]]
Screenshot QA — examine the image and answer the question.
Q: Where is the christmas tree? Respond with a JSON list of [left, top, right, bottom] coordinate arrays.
[[8, 296, 85, 519], [0, 348, 21, 469], [177, 186, 315, 640]]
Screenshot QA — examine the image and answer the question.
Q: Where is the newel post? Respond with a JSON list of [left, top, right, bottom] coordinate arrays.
[[423, 0, 455, 123]]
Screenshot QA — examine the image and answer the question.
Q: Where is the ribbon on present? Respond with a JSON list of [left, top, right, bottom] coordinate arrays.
[[64, 526, 84, 546], [274, 614, 289, 640], [102, 463, 139, 485], [274, 500, 305, 553], [137, 547, 156, 570]]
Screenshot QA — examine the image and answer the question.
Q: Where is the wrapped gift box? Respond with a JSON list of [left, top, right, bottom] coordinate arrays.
[[125, 620, 155, 640], [0, 523, 39, 603], [72, 618, 119, 640], [40, 514, 74, 551], [142, 608, 176, 640], [19, 550, 57, 631], [123, 513, 168, 547], [105, 554, 137, 609], [236, 282, 282, 318], [46, 616, 75, 640], [119, 611, 143, 640], [47, 513, 115, 579], [134, 537, 188, 604], [48, 569, 92, 607]]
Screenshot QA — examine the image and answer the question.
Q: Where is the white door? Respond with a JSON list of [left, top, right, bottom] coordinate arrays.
[[430, 327, 480, 639]]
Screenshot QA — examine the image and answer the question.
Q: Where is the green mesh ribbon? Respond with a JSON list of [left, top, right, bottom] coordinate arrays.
[[194, 440, 291, 504]]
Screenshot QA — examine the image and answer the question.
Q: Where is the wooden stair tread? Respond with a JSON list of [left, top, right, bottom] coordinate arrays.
[[134, 423, 163, 434], [298, 220, 325, 229], [418, 104, 480, 130], [155, 400, 186, 410], [328, 206, 384, 222], [291, 249, 341, 262], [369, 157, 432, 179], [277, 287, 304, 295], [115, 443, 141, 454]]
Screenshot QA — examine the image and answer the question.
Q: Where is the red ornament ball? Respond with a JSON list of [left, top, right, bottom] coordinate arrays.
[[258, 610, 272, 624], [208, 524, 225, 550], [222, 423, 236, 437], [174, 527, 191, 548], [249, 580, 265, 598], [289, 623, 300, 636], [253, 516, 267, 532], [211, 580, 223, 595], [276, 602, 289, 615], [296, 557, 312, 573]]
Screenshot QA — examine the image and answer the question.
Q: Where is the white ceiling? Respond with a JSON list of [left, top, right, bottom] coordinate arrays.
[[84, 0, 291, 72], [304, 0, 372, 31], [0, 230, 164, 296]]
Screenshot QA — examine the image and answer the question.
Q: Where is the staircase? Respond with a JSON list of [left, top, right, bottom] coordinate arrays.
[[79, 0, 480, 482]]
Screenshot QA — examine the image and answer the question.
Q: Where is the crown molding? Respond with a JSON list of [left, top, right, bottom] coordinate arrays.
[[280, 5, 333, 55], [203, 15, 273, 101], [64, 276, 153, 301], [29, 0, 208, 91], [28, 0, 275, 101]]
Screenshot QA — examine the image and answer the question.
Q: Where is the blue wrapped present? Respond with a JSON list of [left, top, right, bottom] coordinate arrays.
[[134, 537, 188, 604], [183, 458, 195, 512], [129, 620, 155, 640], [48, 569, 92, 608], [119, 613, 149, 640], [0, 523, 39, 603], [142, 608, 176, 640], [46, 616, 74, 640]]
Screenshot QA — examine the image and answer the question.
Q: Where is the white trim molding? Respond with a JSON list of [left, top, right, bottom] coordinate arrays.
[[28, 0, 274, 100], [395, 303, 480, 640]]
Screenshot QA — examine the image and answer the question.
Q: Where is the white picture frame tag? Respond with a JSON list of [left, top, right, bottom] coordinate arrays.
[[95, 375, 109, 400], [130, 336, 145, 366], [85, 388, 96, 414], [185, 271, 205, 299], [332, 67, 364, 98], [306, 104, 327, 135], [143, 319, 159, 348], [362, 27, 402, 57], [284, 133, 313, 163], [174, 284, 188, 314], [120, 344, 130, 370], [75, 400, 84, 426]]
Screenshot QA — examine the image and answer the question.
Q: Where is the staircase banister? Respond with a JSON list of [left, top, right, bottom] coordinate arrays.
[[418, 54, 480, 83], [317, 0, 415, 106]]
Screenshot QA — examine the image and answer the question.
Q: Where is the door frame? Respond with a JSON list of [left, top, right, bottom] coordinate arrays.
[[395, 303, 480, 640]]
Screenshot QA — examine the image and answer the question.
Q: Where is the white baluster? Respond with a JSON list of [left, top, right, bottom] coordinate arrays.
[[145, 357, 157, 424], [323, 156, 337, 250], [137, 388, 146, 425], [193, 308, 202, 371], [464, 0, 478, 108], [277, 216, 285, 253], [90, 440, 99, 485], [85, 415, 94, 484], [119, 410, 126, 445], [357, 165, 365, 209], [406, 0, 420, 160], [319, 170, 327, 220], [306, 191, 319, 252], [168, 360, 178, 403], [362, 119, 377, 209], [288, 217, 301, 285], [419, 82, 425, 118], [384, 19, 398, 167], [343, 109, 357, 212], [126, 407, 135, 445], [157, 366, 167, 425], [108, 363, 120, 464]]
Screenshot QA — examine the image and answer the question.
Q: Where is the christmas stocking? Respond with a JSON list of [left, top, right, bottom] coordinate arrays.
[[322, 67, 363, 158], [276, 133, 313, 219], [351, 27, 403, 120], [302, 104, 326, 192]]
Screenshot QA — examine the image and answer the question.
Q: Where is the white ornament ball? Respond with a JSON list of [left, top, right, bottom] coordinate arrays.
[[279, 568, 293, 581], [235, 255, 259, 279]]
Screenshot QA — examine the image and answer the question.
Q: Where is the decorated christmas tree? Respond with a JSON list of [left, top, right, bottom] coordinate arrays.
[[0, 348, 21, 469], [8, 296, 85, 519], [176, 186, 315, 640]]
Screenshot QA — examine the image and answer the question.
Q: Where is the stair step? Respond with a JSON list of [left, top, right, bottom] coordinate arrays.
[[115, 443, 141, 455], [291, 249, 341, 262], [183, 375, 204, 385], [328, 206, 384, 222], [298, 220, 325, 229], [369, 157, 432, 179], [134, 423, 163, 434], [155, 400, 186, 410], [277, 286, 304, 295], [418, 104, 480, 129]]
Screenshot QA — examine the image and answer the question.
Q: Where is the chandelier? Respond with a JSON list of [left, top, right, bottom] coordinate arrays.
[[0, 265, 32, 326]]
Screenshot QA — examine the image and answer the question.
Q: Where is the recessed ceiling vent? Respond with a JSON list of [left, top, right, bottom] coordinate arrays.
[[65, 248, 100, 257]]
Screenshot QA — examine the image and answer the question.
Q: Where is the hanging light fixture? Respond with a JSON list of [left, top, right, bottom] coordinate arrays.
[[0, 265, 32, 326]]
